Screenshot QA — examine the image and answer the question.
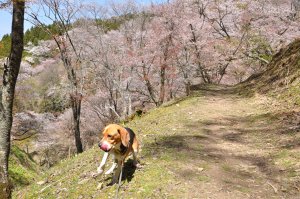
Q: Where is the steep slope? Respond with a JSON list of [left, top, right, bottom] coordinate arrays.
[[239, 39, 300, 104], [13, 85, 300, 198], [9, 145, 40, 189]]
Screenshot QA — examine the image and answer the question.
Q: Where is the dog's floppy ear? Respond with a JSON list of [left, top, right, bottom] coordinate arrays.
[[118, 128, 129, 147]]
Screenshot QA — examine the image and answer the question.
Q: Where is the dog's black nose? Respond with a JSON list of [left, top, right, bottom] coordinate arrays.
[[98, 143, 101, 148]]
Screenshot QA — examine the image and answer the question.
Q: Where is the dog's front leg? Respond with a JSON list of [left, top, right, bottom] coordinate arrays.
[[97, 152, 109, 175], [105, 160, 117, 175], [112, 160, 123, 184]]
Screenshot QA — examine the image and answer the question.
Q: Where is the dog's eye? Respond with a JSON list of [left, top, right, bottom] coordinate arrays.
[[107, 135, 112, 138]]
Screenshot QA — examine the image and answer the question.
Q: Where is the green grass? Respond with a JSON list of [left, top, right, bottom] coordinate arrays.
[[236, 185, 251, 193], [198, 175, 210, 182], [12, 91, 202, 198], [12, 85, 300, 198], [9, 145, 40, 188], [274, 149, 300, 169], [12, 145, 175, 198], [222, 164, 233, 172]]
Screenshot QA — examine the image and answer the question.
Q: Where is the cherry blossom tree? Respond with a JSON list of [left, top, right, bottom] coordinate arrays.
[[25, 0, 300, 129]]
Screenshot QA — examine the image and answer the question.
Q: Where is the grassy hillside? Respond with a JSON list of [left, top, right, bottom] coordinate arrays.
[[13, 85, 300, 198], [238, 39, 300, 105], [9, 145, 40, 189]]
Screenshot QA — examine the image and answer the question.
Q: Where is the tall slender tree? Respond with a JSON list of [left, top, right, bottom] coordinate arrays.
[[28, 0, 84, 153], [0, 0, 25, 198]]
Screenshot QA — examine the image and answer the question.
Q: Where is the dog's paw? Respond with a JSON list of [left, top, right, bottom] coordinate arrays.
[[111, 178, 118, 185], [104, 170, 113, 175], [107, 181, 116, 186], [97, 167, 104, 174], [134, 162, 143, 169], [92, 172, 99, 178]]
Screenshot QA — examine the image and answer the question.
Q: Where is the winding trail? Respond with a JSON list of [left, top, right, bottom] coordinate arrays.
[[137, 85, 300, 199]]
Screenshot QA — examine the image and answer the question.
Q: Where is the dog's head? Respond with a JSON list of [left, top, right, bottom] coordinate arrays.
[[98, 124, 129, 152]]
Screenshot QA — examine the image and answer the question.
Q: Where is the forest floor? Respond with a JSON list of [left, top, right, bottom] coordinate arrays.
[[14, 85, 300, 199]]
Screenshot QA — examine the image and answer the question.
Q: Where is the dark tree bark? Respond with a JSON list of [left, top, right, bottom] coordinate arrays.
[[185, 81, 191, 96], [141, 61, 158, 106], [0, 1, 25, 198], [158, 64, 166, 106], [70, 92, 83, 153]]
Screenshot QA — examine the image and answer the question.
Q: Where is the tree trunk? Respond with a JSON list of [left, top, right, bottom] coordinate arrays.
[[185, 81, 191, 96], [142, 63, 158, 106], [158, 64, 166, 106], [0, 1, 24, 198], [59, 46, 83, 154], [158, 28, 173, 106], [128, 94, 132, 116], [70, 92, 83, 153], [189, 24, 210, 84]]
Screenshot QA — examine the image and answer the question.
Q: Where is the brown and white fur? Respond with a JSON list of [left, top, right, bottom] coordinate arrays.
[[96, 124, 139, 183]]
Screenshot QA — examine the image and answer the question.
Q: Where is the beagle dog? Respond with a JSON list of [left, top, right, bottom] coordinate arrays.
[[95, 124, 139, 183]]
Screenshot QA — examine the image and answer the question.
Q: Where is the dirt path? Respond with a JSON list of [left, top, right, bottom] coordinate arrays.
[[132, 85, 300, 199]]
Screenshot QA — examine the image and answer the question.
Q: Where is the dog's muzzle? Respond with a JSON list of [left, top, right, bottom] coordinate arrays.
[[98, 142, 111, 152]]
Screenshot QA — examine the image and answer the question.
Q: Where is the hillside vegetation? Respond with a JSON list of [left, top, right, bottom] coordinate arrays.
[[12, 39, 300, 198], [9, 145, 40, 189], [238, 38, 300, 105], [13, 84, 300, 198]]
